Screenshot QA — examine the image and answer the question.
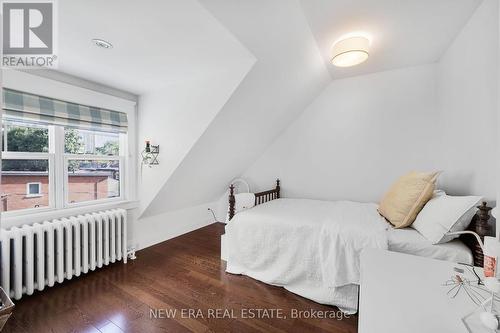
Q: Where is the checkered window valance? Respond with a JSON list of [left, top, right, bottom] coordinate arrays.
[[2, 89, 128, 133]]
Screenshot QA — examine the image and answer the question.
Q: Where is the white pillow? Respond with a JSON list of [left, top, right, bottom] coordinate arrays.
[[411, 191, 482, 244]]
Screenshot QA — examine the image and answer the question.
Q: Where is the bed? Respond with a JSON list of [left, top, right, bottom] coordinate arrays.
[[221, 180, 489, 313]]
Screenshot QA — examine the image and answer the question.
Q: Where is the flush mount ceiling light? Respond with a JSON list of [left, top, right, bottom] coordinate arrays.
[[92, 38, 113, 49], [331, 36, 369, 67]]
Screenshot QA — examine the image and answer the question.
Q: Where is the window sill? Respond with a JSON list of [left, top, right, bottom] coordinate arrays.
[[1, 200, 139, 229], [25, 194, 43, 198]]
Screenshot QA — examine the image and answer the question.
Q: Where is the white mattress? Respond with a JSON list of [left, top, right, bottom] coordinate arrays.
[[387, 227, 473, 265]]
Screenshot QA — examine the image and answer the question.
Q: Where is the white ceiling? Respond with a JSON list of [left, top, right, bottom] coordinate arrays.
[[57, 0, 254, 95], [54, 0, 483, 91], [300, 0, 483, 79]]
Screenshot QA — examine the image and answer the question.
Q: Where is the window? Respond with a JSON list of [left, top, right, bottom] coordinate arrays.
[[26, 182, 42, 197], [65, 128, 122, 205], [2, 120, 49, 153], [1, 120, 51, 213], [1, 119, 126, 214]]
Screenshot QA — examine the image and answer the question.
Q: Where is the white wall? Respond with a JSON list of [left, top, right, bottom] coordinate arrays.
[[243, 65, 441, 202], [140, 0, 330, 218], [132, 202, 215, 250], [18, 69, 138, 102], [0, 70, 218, 250], [437, 0, 498, 200], [136, 16, 255, 215], [243, 0, 499, 204], [133, 0, 256, 248], [137, 64, 253, 213]]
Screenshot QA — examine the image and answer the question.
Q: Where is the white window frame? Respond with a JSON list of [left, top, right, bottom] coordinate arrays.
[[1, 123, 128, 217], [26, 182, 42, 197], [63, 154, 124, 208], [1, 71, 138, 228], [1, 151, 55, 215]]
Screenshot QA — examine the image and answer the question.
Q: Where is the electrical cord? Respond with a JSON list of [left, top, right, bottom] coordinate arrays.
[[458, 262, 484, 285], [447, 231, 486, 285], [207, 208, 218, 223]]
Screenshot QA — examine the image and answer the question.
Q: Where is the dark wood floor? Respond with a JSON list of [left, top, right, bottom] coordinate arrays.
[[3, 223, 357, 333]]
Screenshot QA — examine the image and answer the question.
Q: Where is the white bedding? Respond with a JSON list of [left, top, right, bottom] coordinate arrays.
[[225, 198, 474, 313], [387, 227, 473, 264], [225, 198, 389, 313]]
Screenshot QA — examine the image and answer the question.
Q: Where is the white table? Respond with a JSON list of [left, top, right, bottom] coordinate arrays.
[[359, 249, 487, 333]]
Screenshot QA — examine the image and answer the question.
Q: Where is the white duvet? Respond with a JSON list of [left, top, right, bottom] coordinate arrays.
[[225, 198, 389, 313]]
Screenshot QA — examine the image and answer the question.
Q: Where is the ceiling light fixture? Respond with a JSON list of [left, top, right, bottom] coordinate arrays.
[[92, 38, 113, 49], [331, 36, 369, 67]]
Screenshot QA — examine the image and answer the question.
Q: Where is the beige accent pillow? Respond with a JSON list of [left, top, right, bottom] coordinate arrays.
[[378, 171, 439, 228]]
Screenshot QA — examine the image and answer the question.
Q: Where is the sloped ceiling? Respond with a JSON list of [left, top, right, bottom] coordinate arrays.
[[300, 0, 482, 79], [140, 0, 330, 217], [141, 0, 484, 217], [39, 0, 484, 219], [46, 0, 256, 214]]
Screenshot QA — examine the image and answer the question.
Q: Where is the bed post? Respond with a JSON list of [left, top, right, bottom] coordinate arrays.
[[462, 202, 492, 267], [228, 184, 236, 221], [276, 179, 281, 199]]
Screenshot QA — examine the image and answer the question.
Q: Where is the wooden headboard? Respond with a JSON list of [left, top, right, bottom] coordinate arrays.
[[461, 202, 493, 267], [227, 180, 492, 267], [228, 179, 280, 221]]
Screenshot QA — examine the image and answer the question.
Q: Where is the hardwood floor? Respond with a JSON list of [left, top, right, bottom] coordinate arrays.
[[3, 223, 358, 333]]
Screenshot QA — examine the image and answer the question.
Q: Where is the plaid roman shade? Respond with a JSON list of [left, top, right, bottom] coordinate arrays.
[[2, 89, 128, 132]]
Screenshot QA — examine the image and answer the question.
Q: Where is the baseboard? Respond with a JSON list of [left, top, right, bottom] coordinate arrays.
[[133, 202, 216, 251]]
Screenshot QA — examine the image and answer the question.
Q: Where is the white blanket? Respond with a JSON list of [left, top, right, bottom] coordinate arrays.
[[225, 198, 389, 313]]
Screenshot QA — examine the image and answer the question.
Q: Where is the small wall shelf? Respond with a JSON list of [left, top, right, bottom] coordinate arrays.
[[141, 144, 159, 166]]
